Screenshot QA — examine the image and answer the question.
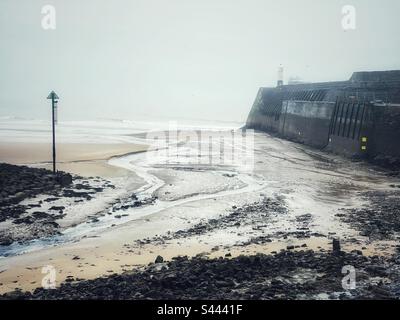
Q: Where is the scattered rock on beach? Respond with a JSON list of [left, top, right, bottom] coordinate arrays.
[[338, 190, 400, 240], [0, 163, 114, 246], [3, 250, 399, 300]]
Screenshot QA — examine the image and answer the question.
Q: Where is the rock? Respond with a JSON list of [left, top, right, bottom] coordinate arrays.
[[155, 255, 164, 263], [44, 221, 60, 228], [31, 212, 50, 219], [13, 216, 34, 225], [351, 250, 363, 256], [332, 238, 341, 254], [0, 237, 13, 246], [49, 206, 65, 211], [56, 173, 73, 186], [1, 249, 398, 300]]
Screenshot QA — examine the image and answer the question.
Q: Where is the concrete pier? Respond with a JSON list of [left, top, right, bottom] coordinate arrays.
[[246, 70, 400, 168]]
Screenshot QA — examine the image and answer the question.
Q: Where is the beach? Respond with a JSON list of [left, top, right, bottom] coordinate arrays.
[[1, 0, 400, 305], [0, 142, 148, 177], [0, 119, 400, 298]]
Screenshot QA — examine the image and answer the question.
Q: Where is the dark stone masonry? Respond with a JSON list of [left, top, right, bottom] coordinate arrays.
[[246, 70, 400, 169]]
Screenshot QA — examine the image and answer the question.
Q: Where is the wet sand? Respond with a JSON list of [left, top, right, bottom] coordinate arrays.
[[0, 132, 399, 297], [0, 142, 148, 178], [41, 161, 133, 179]]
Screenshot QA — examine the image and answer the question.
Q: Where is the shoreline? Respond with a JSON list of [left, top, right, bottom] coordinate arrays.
[[0, 131, 400, 298], [0, 142, 148, 178], [0, 141, 150, 261]]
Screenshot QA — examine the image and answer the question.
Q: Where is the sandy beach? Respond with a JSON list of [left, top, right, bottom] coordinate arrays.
[[0, 142, 148, 178], [1, 123, 400, 298], [1, 0, 400, 305]]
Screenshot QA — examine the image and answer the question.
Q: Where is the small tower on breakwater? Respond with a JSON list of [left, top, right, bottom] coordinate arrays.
[[277, 65, 284, 87]]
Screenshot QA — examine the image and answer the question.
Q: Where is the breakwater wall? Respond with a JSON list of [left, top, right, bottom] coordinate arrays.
[[246, 71, 400, 167]]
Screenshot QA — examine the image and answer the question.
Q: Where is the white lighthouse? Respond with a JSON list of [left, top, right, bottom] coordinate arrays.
[[277, 65, 284, 87]]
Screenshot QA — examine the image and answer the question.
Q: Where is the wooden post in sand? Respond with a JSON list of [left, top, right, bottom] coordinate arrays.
[[47, 91, 59, 174]]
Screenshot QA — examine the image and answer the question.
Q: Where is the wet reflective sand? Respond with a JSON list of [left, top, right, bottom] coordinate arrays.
[[0, 130, 398, 294]]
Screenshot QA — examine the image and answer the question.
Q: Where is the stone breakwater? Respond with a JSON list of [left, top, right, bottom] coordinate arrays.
[[2, 250, 400, 300], [0, 163, 113, 246], [246, 70, 400, 169], [0, 163, 73, 209]]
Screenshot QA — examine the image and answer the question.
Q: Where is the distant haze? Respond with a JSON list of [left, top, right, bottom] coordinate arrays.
[[0, 0, 399, 122]]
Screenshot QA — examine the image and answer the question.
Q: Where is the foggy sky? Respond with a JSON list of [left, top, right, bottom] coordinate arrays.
[[0, 0, 399, 122]]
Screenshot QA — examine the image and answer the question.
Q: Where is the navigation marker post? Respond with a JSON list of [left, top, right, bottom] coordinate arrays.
[[47, 91, 59, 174]]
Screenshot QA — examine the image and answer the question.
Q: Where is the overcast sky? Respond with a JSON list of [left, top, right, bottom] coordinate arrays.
[[0, 0, 399, 122]]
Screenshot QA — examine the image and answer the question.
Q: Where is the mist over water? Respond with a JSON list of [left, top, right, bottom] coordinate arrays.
[[2, 1, 400, 303], [1, 0, 400, 122]]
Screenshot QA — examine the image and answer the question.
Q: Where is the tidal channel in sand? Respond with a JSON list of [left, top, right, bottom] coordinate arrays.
[[0, 128, 399, 294]]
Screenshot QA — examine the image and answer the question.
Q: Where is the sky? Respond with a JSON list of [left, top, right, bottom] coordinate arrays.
[[0, 0, 399, 122]]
